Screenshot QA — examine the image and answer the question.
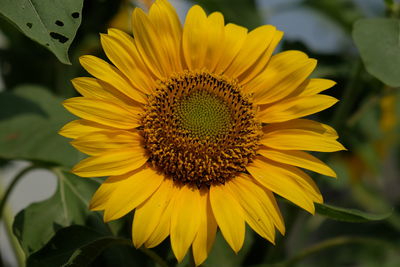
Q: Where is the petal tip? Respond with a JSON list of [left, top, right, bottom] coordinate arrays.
[[132, 237, 143, 249], [78, 55, 91, 64], [88, 201, 101, 211]]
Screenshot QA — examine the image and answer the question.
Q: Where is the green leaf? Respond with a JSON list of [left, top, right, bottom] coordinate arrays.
[[13, 170, 100, 255], [353, 18, 400, 87], [315, 203, 392, 223], [0, 86, 82, 167], [200, 226, 255, 267], [0, 0, 83, 64], [26, 225, 131, 267]]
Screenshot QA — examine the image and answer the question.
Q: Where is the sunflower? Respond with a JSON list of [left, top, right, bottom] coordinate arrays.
[[60, 0, 345, 265]]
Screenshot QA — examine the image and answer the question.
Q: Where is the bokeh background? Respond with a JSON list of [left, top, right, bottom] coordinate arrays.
[[1, 0, 399, 266]]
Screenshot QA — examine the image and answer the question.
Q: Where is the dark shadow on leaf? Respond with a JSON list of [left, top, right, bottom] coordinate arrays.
[[0, 92, 48, 120]]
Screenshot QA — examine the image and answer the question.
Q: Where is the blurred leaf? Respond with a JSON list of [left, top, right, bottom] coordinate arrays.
[[13, 170, 99, 255], [315, 203, 392, 223], [0, 0, 83, 64], [27, 225, 130, 267], [353, 18, 400, 87], [0, 86, 82, 167], [385, 0, 394, 5], [352, 184, 400, 231], [200, 227, 255, 267], [269, 236, 398, 267]]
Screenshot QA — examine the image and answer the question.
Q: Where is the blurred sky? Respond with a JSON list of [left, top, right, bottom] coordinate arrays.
[[257, 0, 384, 53]]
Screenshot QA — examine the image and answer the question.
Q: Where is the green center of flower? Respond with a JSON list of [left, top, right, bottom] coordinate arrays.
[[176, 90, 231, 139]]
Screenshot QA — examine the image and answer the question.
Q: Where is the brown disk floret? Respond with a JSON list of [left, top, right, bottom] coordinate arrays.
[[142, 71, 262, 188]]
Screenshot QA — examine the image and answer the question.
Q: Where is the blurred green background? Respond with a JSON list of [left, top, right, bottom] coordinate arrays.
[[0, 0, 399, 266]]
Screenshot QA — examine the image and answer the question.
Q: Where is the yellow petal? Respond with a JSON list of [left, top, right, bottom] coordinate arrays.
[[107, 28, 135, 46], [203, 12, 225, 72], [210, 184, 245, 253], [238, 30, 283, 85], [257, 160, 323, 204], [259, 147, 337, 178], [132, 178, 175, 248], [72, 148, 148, 177], [132, 8, 170, 77], [258, 95, 338, 123], [63, 97, 141, 129], [148, 0, 183, 72], [192, 191, 217, 266], [100, 34, 155, 94], [261, 129, 346, 152], [213, 23, 248, 74], [235, 174, 285, 235], [229, 178, 276, 243], [247, 157, 316, 214], [283, 165, 323, 204], [263, 119, 338, 139], [79, 55, 146, 103], [249, 51, 316, 105], [281, 78, 337, 101], [103, 167, 164, 221], [298, 78, 336, 97], [90, 172, 142, 211], [170, 185, 202, 262], [224, 25, 277, 79], [59, 119, 114, 139], [89, 176, 117, 211], [107, 28, 157, 92], [71, 77, 136, 106], [237, 177, 285, 235], [182, 5, 208, 70], [71, 130, 143, 156], [144, 189, 175, 248]]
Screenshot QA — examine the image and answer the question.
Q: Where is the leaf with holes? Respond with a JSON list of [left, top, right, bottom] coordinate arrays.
[[12, 170, 101, 255], [0, 0, 83, 64]]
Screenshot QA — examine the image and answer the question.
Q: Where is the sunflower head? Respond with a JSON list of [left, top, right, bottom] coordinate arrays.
[[143, 71, 262, 187], [60, 0, 345, 265]]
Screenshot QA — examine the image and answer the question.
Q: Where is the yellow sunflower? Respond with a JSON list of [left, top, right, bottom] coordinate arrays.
[[60, 0, 345, 265]]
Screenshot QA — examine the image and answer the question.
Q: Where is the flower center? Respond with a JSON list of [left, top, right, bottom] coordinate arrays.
[[175, 90, 231, 139], [142, 71, 261, 188]]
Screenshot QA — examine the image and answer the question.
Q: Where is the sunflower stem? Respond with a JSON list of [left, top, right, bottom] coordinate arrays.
[[0, 165, 37, 219], [0, 166, 34, 267], [2, 206, 25, 267], [139, 247, 169, 267]]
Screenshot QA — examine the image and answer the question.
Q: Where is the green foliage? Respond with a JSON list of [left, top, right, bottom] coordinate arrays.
[[353, 18, 400, 87], [315, 203, 391, 223], [26, 225, 130, 267], [203, 227, 255, 267], [13, 170, 99, 255], [0, 86, 82, 167], [0, 0, 83, 64]]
